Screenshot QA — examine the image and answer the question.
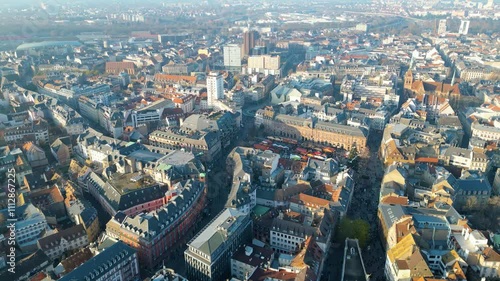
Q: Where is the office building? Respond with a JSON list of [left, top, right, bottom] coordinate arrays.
[[149, 128, 221, 163], [242, 31, 258, 57], [224, 44, 242, 69], [459, 20, 470, 35], [184, 208, 252, 281], [438, 19, 447, 35], [162, 63, 195, 75], [59, 241, 140, 281], [207, 71, 224, 107]]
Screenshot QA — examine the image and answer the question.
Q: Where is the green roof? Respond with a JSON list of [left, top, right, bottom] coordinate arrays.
[[492, 234, 500, 245], [199, 231, 226, 256], [156, 163, 172, 171], [253, 205, 270, 217]]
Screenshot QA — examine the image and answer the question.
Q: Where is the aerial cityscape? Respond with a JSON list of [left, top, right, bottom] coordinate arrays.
[[0, 0, 499, 280]]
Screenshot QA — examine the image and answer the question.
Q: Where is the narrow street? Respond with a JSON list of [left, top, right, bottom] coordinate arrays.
[[321, 129, 387, 281], [349, 130, 386, 281], [159, 105, 255, 277]]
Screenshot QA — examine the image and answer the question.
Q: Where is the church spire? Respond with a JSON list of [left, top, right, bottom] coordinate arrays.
[[451, 69, 456, 86]]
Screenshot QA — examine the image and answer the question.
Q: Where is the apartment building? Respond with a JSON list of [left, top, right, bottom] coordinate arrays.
[[106, 180, 206, 269], [59, 241, 140, 281], [49, 104, 87, 135], [37, 224, 89, 260], [21, 142, 48, 168], [230, 244, 274, 280], [15, 204, 50, 251], [3, 120, 49, 145]]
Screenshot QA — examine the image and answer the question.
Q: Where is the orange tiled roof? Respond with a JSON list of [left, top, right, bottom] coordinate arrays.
[[293, 193, 330, 207], [415, 157, 439, 164], [381, 195, 408, 205], [105, 62, 135, 70], [483, 247, 500, 262]]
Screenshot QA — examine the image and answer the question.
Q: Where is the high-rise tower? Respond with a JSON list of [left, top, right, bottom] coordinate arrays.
[[459, 20, 470, 35], [223, 44, 242, 69], [242, 30, 258, 57], [207, 72, 224, 107], [438, 19, 447, 35]]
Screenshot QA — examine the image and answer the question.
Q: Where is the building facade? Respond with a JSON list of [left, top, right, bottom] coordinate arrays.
[[37, 224, 89, 260], [106, 180, 207, 269], [256, 111, 367, 151], [224, 44, 242, 69], [59, 241, 140, 281], [207, 72, 224, 108], [184, 208, 252, 281]]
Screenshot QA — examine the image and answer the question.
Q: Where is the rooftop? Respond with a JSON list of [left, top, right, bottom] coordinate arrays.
[[60, 241, 137, 281], [187, 208, 248, 258], [108, 172, 155, 193]]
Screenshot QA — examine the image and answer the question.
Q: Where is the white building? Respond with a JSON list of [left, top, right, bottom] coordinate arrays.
[[459, 20, 470, 35], [355, 23, 368, 32], [243, 55, 281, 77], [438, 19, 447, 35], [224, 44, 242, 68], [15, 204, 50, 251], [471, 122, 500, 144], [230, 245, 274, 280], [207, 72, 224, 108], [185, 208, 252, 281]]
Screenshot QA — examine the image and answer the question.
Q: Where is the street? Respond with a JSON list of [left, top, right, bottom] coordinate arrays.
[[321, 129, 387, 281]]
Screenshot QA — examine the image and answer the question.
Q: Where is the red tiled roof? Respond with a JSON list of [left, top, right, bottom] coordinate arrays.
[[105, 62, 135, 71], [415, 157, 438, 164], [154, 74, 197, 84]]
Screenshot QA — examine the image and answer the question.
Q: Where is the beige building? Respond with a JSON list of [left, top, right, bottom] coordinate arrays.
[[22, 142, 48, 168], [476, 248, 500, 278], [258, 112, 367, 151], [245, 55, 282, 77], [51, 137, 72, 166], [248, 55, 280, 70]]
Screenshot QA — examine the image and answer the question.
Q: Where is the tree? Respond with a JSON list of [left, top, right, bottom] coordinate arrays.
[[467, 196, 500, 232], [347, 147, 360, 171], [348, 147, 358, 160], [335, 218, 370, 248], [248, 126, 257, 138], [464, 196, 478, 211]]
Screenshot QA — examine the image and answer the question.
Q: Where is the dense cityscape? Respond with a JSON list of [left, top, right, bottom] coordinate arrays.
[[0, 0, 499, 281]]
